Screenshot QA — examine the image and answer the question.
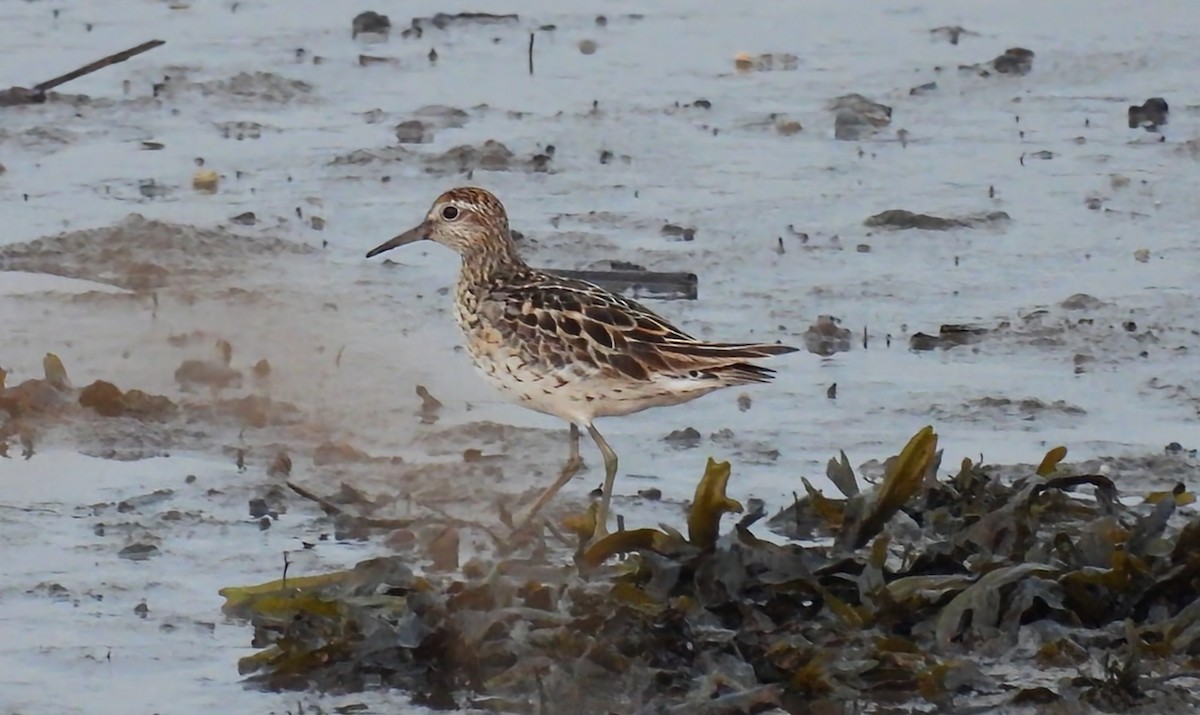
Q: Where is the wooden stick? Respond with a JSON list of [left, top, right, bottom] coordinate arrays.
[[34, 39, 165, 92], [528, 32, 534, 76]]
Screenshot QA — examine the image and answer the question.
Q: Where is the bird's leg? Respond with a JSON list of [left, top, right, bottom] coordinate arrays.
[[511, 423, 583, 536], [586, 423, 618, 541]]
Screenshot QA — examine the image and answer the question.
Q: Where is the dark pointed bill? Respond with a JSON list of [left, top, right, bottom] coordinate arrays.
[[365, 221, 431, 258]]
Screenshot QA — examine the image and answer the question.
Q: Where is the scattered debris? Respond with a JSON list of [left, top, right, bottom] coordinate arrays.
[[357, 54, 396, 67], [733, 52, 800, 72], [830, 94, 892, 140], [193, 72, 314, 104], [332, 139, 549, 175], [803, 315, 853, 356], [312, 441, 372, 466], [929, 26, 979, 45], [268, 450, 292, 478], [909, 324, 989, 351], [962, 47, 1036, 77], [415, 385, 443, 424], [406, 12, 519, 36], [414, 105, 469, 128], [175, 359, 242, 391]]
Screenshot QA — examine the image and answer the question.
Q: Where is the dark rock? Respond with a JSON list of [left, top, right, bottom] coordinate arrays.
[[118, 543, 159, 561], [1128, 97, 1169, 131], [909, 81, 938, 96], [661, 224, 696, 241], [394, 120, 431, 144], [78, 380, 175, 419], [663, 427, 701, 449], [352, 11, 391, 39], [78, 381, 125, 417], [991, 47, 1035, 75], [249, 498, 270, 519], [865, 209, 1010, 230], [1060, 293, 1104, 311], [230, 211, 257, 226]]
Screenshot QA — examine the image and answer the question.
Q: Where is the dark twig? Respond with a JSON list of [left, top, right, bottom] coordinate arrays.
[[2, 40, 166, 108], [35, 40, 166, 92], [287, 480, 505, 542], [528, 32, 535, 76], [286, 481, 346, 516]]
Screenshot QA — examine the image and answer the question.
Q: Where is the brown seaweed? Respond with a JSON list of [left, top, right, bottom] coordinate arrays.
[[221, 428, 1200, 714]]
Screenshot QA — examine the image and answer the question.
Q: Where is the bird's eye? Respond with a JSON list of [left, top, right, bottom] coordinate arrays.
[[441, 206, 460, 221]]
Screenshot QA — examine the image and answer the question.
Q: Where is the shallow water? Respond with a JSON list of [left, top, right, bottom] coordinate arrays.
[[1, 0, 1198, 712]]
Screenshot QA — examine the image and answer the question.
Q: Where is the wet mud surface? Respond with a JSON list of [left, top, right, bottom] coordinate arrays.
[[2, 0, 1199, 713]]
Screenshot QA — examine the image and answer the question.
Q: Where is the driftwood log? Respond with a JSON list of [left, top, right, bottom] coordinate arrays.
[[552, 268, 699, 301]]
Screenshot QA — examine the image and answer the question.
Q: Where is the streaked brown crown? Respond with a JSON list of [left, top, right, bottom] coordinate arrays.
[[423, 188, 522, 272]]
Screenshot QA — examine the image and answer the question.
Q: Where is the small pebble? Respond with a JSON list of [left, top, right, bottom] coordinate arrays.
[[192, 169, 219, 193]]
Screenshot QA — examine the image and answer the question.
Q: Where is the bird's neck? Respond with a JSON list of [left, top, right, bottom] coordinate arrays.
[[459, 232, 526, 284]]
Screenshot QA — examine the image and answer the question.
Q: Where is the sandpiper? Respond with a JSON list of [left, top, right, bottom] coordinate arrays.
[[367, 187, 797, 542]]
